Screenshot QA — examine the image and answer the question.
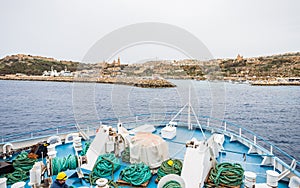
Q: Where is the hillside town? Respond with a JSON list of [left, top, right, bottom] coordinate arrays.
[[0, 52, 299, 86]]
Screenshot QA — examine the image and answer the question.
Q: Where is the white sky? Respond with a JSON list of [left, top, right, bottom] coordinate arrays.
[[0, 0, 299, 63]]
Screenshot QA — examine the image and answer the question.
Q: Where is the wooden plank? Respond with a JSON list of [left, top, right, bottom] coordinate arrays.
[[116, 179, 149, 187], [205, 179, 241, 188]]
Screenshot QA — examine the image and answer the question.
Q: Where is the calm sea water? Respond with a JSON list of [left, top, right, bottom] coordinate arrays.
[[0, 80, 299, 161]]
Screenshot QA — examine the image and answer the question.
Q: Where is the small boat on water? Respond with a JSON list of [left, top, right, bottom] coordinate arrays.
[[0, 102, 299, 188]]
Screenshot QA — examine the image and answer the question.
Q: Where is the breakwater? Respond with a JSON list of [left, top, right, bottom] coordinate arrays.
[[251, 82, 300, 86], [0, 75, 176, 88]]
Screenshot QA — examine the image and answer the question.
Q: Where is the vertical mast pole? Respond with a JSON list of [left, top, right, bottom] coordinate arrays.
[[188, 85, 191, 130]]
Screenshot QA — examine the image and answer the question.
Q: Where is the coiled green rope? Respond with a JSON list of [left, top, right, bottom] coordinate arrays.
[[93, 153, 121, 177], [13, 152, 37, 172], [0, 152, 37, 185], [51, 155, 78, 175], [83, 153, 120, 185], [208, 162, 244, 187], [80, 141, 91, 156], [120, 163, 152, 186], [163, 180, 182, 188], [157, 159, 182, 181]]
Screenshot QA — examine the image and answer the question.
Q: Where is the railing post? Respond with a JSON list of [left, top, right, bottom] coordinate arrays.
[[254, 136, 257, 145], [224, 121, 227, 131], [2, 137, 4, 143], [239, 128, 242, 137], [207, 118, 210, 127], [270, 145, 273, 154], [56, 128, 59, 135]]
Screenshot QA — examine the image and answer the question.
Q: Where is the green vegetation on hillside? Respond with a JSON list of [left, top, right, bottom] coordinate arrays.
[[0, 54, 80, 75], [219, 53, 300, 77], [0, 52, 299, 79]]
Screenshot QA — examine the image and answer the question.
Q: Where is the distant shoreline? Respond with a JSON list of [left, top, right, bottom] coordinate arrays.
[[250, 82, 300, 86], [1, 75, 299, 86], [0, 75, 176, 88]]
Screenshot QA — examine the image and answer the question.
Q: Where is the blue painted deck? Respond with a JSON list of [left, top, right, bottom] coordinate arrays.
[[1, 113, 298, 188], [51, 127, 290, 188]]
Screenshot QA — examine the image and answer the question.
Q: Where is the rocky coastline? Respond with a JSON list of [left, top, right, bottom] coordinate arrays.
[[0, 75, 176, 88]]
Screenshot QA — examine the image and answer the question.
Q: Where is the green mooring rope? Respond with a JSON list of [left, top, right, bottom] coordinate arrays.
[[163, 180, 182, 188], [157, 159, 182, 181], [93, 153, 121, 177], [80, 141, 91, 156], [51, 154, 78, 175], [83, 153, 120, 185], [208, 162, 244, 187], [0, 152, 37, 185], [120, 163, 152, 186]]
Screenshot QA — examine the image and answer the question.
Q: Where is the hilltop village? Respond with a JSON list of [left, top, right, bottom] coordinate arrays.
[[0, 52, 299, 86]]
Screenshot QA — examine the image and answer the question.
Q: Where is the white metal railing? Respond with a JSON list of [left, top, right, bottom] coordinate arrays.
[[1, 112, 299, 177]]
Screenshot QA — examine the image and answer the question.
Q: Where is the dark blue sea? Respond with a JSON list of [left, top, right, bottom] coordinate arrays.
[[0, 80, 299, 162]]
